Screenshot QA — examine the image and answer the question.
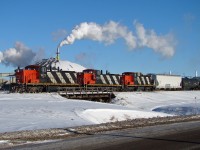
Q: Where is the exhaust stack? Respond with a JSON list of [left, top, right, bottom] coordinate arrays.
[[56, 47, 60, 61]]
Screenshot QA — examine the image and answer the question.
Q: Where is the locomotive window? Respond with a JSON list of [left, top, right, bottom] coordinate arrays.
[[41, 67, 47, 73]]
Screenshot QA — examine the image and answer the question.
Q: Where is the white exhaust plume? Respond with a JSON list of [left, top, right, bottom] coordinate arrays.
[[0, 42, 36, 67], [59, 21, 137, 49], [134, 22, 175, 58], [58, 21, 175, 58]]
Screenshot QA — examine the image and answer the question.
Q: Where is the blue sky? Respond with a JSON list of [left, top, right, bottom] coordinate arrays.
[[0, 0, 200, 77]]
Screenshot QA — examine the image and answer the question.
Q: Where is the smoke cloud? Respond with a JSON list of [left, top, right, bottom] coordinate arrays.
[[59, 21, 175, 58], [0, 42, 36, 67], [135, 22, 175, 57], [59, 21, 137, 49]]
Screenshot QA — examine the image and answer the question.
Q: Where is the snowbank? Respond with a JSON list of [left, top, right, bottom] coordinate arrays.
[[0, 92, 167, 133], [1, 91, 200, 133], [80, 109, 169, 124], [112, 91, 200, 115]]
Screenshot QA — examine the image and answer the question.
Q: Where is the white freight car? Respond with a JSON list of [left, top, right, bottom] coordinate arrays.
[[152, 74, 182, 90]]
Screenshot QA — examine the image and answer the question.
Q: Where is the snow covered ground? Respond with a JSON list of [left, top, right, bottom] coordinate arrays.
[[112, 91, 200, 115], [0, 91, 200, 133]]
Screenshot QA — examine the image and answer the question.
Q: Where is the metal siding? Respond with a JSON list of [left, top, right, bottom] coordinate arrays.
[[103, 75, 109, 84], [146, 77, 150, 85], [117, 76, 121, 82], [65, 73, 75, 84], [47, 72, 56, 83], [60, 72, 71, 83], [113, 75, 119, 85], [110, 75, 116, 84], [71, 73, 77, 83], [56, 72, 66, 83], [106, 75, 113, 84], [100, 75, 107, 84], [137, 77, 141, 85], [51, 72, 61, 83], [141, 77, 145, 85]]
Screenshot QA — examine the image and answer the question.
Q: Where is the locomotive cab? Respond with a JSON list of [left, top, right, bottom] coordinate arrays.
[[121, 72, 135, 85], [15, 65, 40, 83], [77, 69, 101, 85]]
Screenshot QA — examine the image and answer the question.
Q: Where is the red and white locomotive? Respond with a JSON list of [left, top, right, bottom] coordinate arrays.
[[10, 57, 200, 92], [13, 58, 155, 92]]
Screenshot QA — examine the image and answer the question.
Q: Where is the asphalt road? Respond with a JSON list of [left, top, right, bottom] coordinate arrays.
[[93, 127, 200, 150], [7, 121, 200, 150]]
